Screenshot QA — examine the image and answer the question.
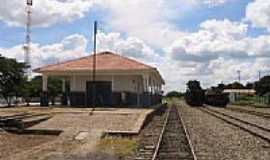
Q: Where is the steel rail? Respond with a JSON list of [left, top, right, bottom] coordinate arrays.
[[177, 105, 198, 160], [152, 105, 197, 160], [199, 107, 270, 143], [205, 107, 270, 133], [226, 107, 270, 119], [151, 105, 171, 160]]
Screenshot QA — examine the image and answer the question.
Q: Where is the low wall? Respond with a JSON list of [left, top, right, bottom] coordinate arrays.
[[40, 91, 162, 107]]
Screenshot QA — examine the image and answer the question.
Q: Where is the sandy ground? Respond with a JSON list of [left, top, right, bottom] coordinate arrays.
[[0, 132, 56, 160], [0, 106, 154, 160]]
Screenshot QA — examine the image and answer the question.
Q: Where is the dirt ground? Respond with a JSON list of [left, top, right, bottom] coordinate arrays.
[[0, 106, 154, 160], [0, 132, 56, 160]]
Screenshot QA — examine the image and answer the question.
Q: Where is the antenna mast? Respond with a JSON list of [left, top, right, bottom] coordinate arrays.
[[24, 0, 32, 80], [237, 70, 241, 83]]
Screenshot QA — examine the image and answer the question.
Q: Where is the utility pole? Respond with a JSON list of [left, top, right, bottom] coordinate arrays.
[[24, 0, 32, 80], [90, 21, 97, 114], [237, 70, 241, 83]]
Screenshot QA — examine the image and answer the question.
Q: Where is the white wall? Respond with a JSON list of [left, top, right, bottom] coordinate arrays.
[[70, 75, 144, 93]]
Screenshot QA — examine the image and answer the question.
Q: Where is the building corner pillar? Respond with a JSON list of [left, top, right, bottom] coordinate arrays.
[[61, 78, 68, 105], [41, 75, 49, 106]]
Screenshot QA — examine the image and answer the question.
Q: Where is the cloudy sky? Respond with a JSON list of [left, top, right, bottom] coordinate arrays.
[[1, 0, 270, 92]]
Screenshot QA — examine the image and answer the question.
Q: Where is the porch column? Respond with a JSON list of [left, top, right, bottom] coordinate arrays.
[[142, 75, 150, 106], [62, 79, 66, 93], [61, 78, 68, 105], [71, 75, 76, 91], [40, 75, 49, 106], [143, 75, 149, 92], [42, 75, 48, 92], [136, 80, 140, 107], [111, 75, 114, 91], [149, 78, 153, 105]]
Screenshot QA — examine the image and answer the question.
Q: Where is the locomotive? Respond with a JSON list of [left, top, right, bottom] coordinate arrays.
[[185, 80, 205, 106], [205, 89, 229, 107], [185, 89, 205, 106], [185, 81, 229, 107]]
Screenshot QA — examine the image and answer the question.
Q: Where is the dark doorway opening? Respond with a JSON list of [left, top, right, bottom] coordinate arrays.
[[86, 81, 112, 107]]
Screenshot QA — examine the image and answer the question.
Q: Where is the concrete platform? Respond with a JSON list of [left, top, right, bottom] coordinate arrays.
[[29, 108, 153, 135], [1, 105, 163, 160], [0, 107, 156, 135]]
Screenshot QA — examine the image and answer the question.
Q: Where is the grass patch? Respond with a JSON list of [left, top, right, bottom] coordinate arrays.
[[231, 100, 253, 106], [231, 95, 270, 108], [97, 136, 138, 158]]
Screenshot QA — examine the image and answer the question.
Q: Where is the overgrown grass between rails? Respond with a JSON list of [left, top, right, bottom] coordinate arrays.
[[96, 136, 138, 158]]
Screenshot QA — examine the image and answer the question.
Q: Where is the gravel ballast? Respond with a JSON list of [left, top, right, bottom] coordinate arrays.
[[208, 106, 270, 130], [229, 105, 270, 114], [178, 101, 270, 160]]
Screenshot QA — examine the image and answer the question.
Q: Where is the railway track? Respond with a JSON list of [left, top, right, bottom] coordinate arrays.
[[226, 107, 270, 119], [135, 105, 197, 160], [199, 107, 270, 143]]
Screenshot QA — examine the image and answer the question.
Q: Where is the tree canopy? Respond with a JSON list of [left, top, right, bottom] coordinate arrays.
[[186, 80, 202, 91], [0, 55, 27, 106], [225, 81, 245, 89], [165, 91, 184, 98], [254, 76, 270, 96], [21, 76, 63, 105]]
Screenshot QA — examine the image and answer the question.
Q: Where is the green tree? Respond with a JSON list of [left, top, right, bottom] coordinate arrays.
[[20, 76, 42, 106], [245, 82, 254, 89], [217, 83, 225, 90], [0, 55, 27, 106], [166, 91, 184, 98], [225, 81, 245, 89], [21, 76, 62, 106], [186, 80, 202, 91], [255, 76, 270, 96], [48, 77, 62, 105]]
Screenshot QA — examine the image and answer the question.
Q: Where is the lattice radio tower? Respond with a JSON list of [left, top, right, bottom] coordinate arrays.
[[23, 0, 32, 80]]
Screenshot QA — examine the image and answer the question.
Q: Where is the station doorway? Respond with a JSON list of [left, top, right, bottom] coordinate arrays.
[[86, 81, 112, 107]]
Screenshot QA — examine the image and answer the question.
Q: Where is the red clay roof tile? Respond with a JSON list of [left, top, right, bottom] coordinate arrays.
[[34, 51, 155, 72]]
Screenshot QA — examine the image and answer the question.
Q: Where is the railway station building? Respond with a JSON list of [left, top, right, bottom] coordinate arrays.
[[34, 51, 165, 107]]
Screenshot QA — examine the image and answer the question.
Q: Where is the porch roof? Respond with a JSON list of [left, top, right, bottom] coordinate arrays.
[[33, 51, 165, 84], [34, 51, 155, 73]]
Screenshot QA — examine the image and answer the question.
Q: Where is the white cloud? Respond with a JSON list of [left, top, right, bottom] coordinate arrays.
[[45, 23, 269, 92], [0, 0, 95, 27], [166, 19, 270, 90], [167, 19, 249, 63], [178, 0, 230, 6], [98, 0, 186, 48], [246, 0, 270, 31], [0, 34, 88, 69], [97, 31, 160, 63], [202, 0, 230, 7]]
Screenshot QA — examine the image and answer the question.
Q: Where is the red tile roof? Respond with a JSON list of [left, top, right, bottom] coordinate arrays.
[[34, 51, 155, 72]]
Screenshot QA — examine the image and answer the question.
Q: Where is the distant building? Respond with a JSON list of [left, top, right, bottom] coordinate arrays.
[[34, 51, 165, 107], [223, 89, 256, 102]]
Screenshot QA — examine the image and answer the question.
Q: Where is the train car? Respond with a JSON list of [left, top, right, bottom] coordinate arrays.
[[185, 89, 205, 107], [205, 89, 229, 107]]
